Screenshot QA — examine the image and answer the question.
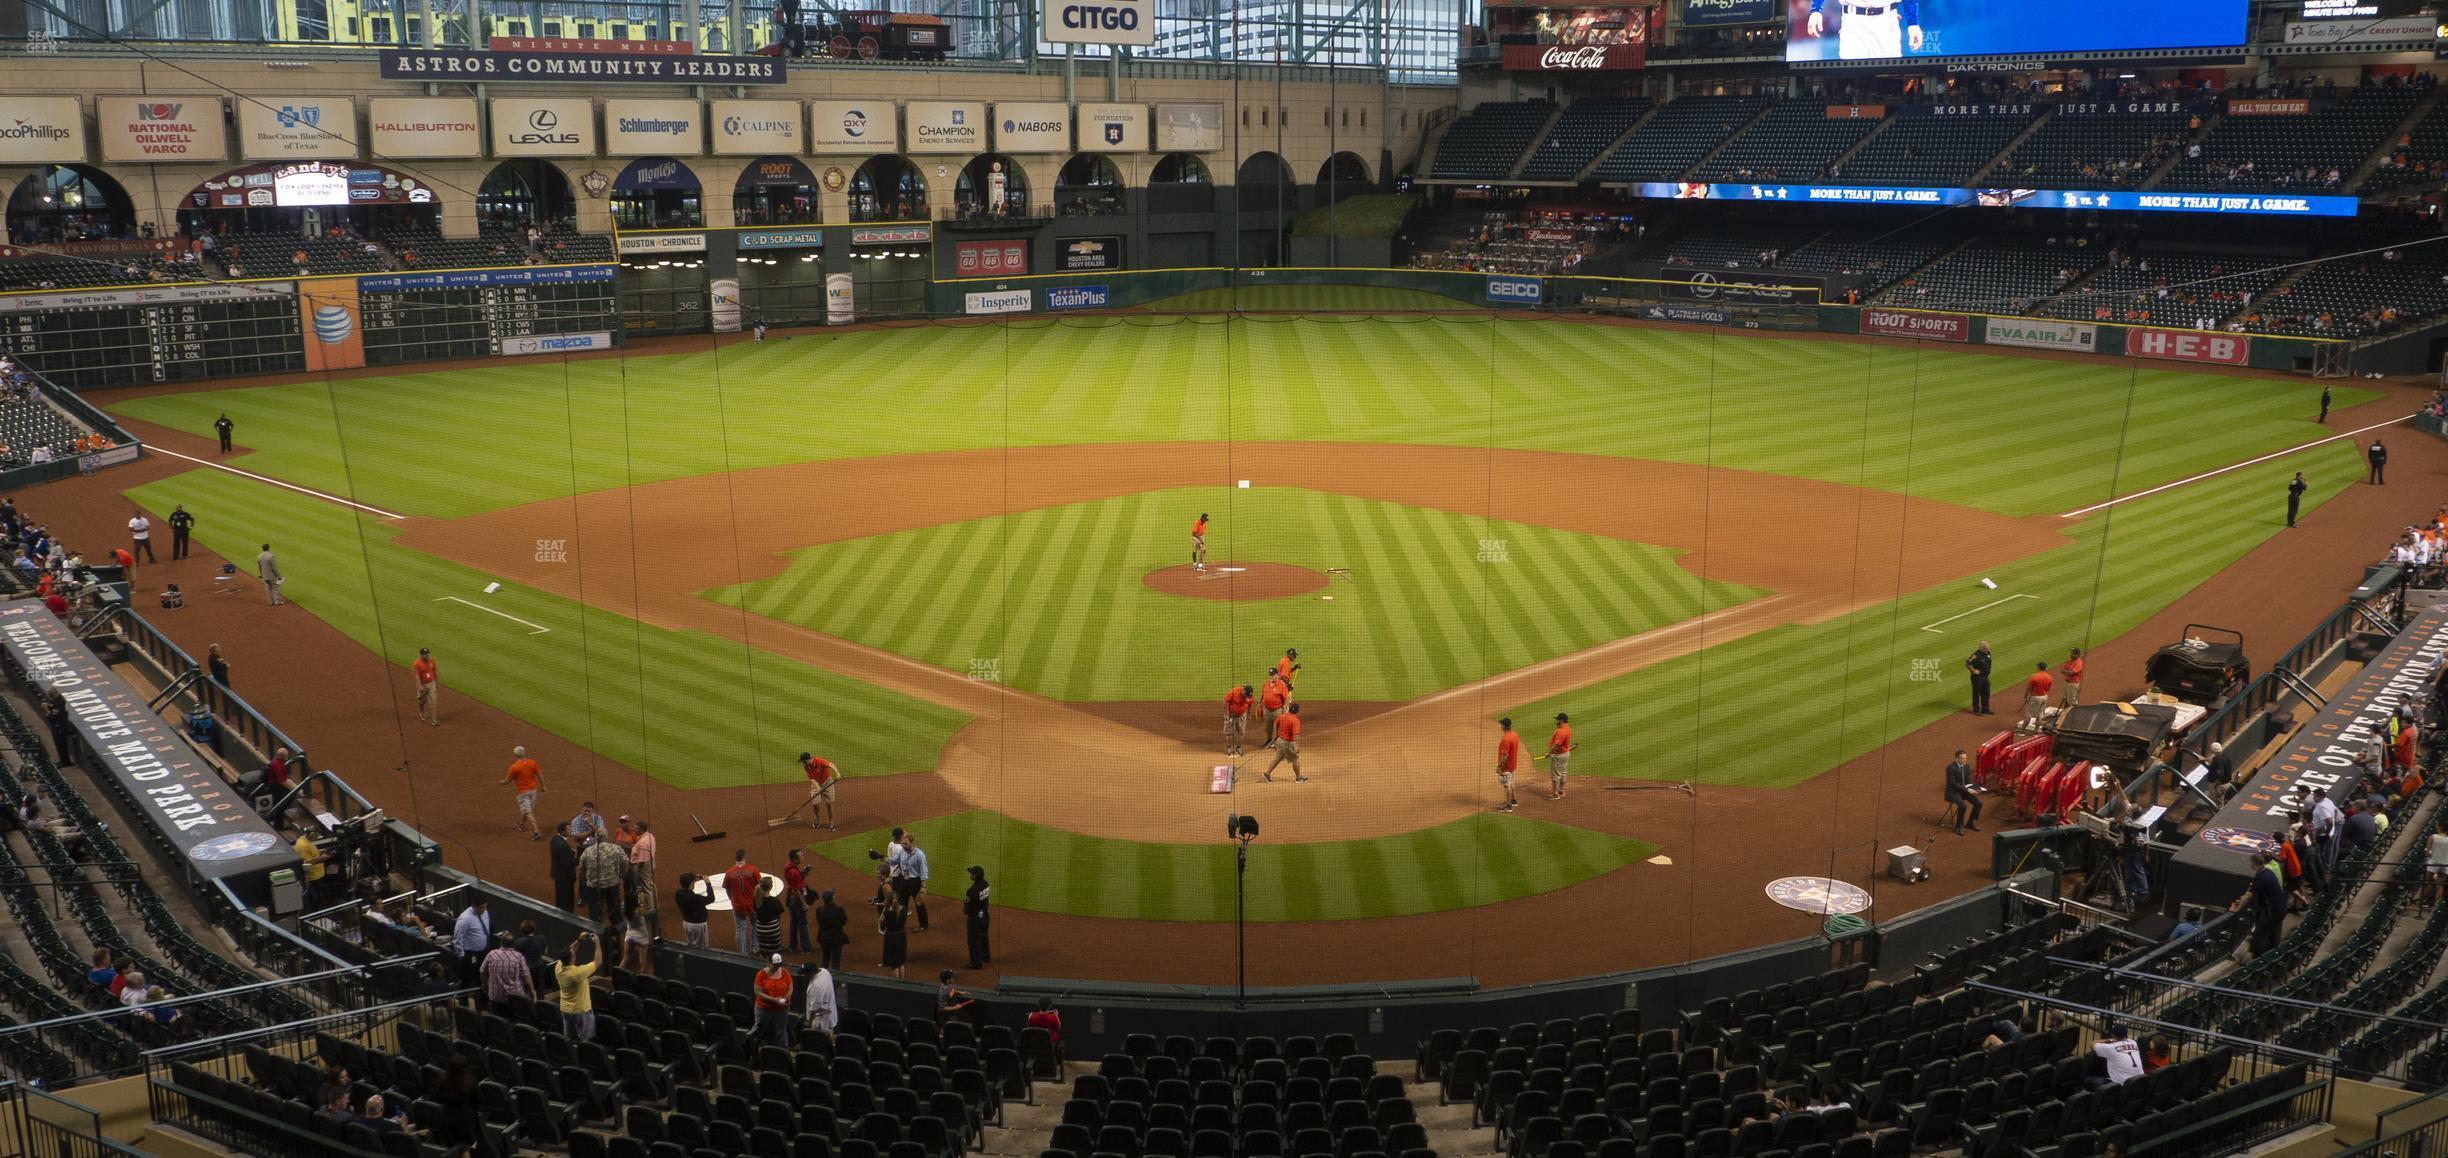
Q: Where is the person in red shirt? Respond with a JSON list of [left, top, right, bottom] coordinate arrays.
[[1190, 513, 1209, 571], [1222, 684, 1253, 757], [1257, 676, 1290, 748], [751, 955, 795, 1047], [1026, 997, 1064, 1050], [42, 589, 67, 618], [500, 747, 543, 840], [2020, 662, 2054, 728], [1275, 648, 1301, 690], [1546, 713, 1575, 800], [1262, 703, 1307, 783], [1495, 718, 1523, 813], [412, 647, 440, 726], [723, 850, 763, 955], [800, 751, 840, 830]]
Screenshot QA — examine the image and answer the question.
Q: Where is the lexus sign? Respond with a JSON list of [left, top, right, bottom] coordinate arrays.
[[1502, 43, 1644, 70], [1657, 267, 1820, 305]]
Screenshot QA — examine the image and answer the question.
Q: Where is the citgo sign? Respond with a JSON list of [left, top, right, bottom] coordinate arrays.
[[1042, 0, 1154, 45]]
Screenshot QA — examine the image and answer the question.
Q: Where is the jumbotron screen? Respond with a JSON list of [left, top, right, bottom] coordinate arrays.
[[1784, 0, 2246, 62]]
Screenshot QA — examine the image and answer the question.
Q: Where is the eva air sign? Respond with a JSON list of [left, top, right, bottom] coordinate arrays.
[[1043, 0, 1154, 45]]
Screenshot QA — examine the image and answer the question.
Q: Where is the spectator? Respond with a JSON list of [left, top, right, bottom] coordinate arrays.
[[479, 932, 533, 1009], [357, 1093, 412, 1137], [786, 864, 812, 954], [674, 873, 712, 947], [513, 919, 554, 993], [452, 898, 492, 981], [627, 819, 658, 934], [817, 888, 849, 972], [1026, 996, 1064, 1050], [802, 960, 839, 1041], [2142, 1035, 2174, 1073], [2089, 1027, 2144, 1089], [936, 969, 975, 1025], [569, 801, 609, 846], [755, 878, 785, 955], [119, 971, 185, 1031], [752, 953, 795, 1046], [291, 826, 326, 906], [556, 933, 600, 1040], [578, 834, 626, 925], [86, 949, 116, 992], [548, 824, 578, 913], [723, 849, 761, 954]]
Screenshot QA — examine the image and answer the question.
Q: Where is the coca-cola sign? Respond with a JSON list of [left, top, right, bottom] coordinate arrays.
[[1503, 42, 1644, 70]]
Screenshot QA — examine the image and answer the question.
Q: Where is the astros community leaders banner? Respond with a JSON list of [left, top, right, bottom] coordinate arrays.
[[604, 99, 702, 156], [810, 101, 895, 152], [239, 97, 358, 160], [98, 96, 226, 163], [367, 97, 481, 159], [491, 97, 596, 157], [0, 604, 299, 886], [907, 102, 987, 154], [378, 47, 784, 84]]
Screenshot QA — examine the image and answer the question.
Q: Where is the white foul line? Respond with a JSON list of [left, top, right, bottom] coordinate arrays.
[[1920, 593, 2036, 634], [433, 596, 550, 635], [147, 444, 407, 520], [2058, 415, 2406, 519]]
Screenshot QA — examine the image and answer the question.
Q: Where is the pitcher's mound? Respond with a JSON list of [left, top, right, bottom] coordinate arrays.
[[1144, 562, 1330, 601]]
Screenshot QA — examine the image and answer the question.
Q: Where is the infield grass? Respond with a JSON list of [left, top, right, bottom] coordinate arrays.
[[812, 809, 1658, 921]]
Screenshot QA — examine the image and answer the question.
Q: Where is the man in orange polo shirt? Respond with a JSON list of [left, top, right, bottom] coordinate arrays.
[[801, 751, 839, 831], [1222, 683, 1254, 757], [412, 647, 440, 726], [1275, 648, 1301, 690], [2019, 662, 2054, 728], [2054, 648, 2084, 710], [1495, 718, 1522, 813], [1256, 675, 1290, 749], [501, 746, 543, 841], [1262, 703, 1307, 783], [1545, 712, 1576, 800]]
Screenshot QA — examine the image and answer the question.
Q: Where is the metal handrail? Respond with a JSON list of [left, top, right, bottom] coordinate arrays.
[[0, 956, 439, 1042], [142, 990, 475, 1062]]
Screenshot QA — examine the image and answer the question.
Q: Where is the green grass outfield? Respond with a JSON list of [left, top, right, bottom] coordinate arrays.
[[709, 485, 1761, 701], [107, 319, 2374, 805], [812, 810, 1657, 921]]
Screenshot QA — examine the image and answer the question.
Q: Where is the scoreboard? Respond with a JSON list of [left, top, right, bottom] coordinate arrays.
[[354, 266, 621, 366], [0, 284, 303, 390], [0, 265, 622, 389]]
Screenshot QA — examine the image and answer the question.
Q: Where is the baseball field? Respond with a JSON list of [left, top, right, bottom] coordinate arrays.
[[97, 312, 2374, 946]]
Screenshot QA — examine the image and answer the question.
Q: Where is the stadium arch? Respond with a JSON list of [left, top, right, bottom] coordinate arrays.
[[476, 158, 579, 231], [5, 164, 138, 244], [850, 154, 929, 222]]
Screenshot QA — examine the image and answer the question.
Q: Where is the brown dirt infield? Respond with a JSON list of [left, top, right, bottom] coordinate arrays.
[[35, 370, 2435, 991], [1143, 562, 1329, 601]]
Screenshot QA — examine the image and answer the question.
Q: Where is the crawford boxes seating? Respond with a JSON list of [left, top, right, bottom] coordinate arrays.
[[1873, 235, 2097, 315], [1697, 102, 1885, 182], [1588, 96, 1775, 184], [2046, 253, 2284, 329], [2143, 625, 2249, 706], [1429, 101, 1556, 181], [1517, 98, 1653, 182], [1990, 106, 2193, 190], [1773, 230, 1958, 297], [1839, 107, 2042, 187]]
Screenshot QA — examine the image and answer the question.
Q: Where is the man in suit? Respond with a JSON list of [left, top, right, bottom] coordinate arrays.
[[1944, 749, 1980, 835], [1965, 641, 1993, 715], [548, 824, 579, 913]]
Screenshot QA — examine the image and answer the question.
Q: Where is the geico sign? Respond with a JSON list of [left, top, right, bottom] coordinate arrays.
[[1539, 46, 1607, 69], [1059, 4, 1140, 31]]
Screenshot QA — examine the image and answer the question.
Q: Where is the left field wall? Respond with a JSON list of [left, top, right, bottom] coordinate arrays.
[[0, 56, 1454, 238]]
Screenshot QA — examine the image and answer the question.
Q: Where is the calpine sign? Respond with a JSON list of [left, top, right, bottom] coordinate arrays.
[[2125, 327, 2250, 365], [1502, 43, 1645, 70]]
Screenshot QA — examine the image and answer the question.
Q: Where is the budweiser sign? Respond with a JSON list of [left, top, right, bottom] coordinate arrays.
[[1502, 43, 1644, 70], [1861, 307, 1968, 342]]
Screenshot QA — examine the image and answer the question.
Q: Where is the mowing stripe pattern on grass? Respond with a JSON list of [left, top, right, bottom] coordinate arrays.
[[812, 809, 1657, 922]]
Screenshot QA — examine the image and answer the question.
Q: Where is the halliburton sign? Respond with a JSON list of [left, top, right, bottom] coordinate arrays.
[[2124, 327, 2251, 365], [1502, 43, 1645, 70], [1861, 307, 1968, 342]]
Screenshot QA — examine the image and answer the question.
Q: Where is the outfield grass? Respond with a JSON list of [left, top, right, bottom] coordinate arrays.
[[709, 486, 1760, 701], [812, 809, 1657, 921], [109, 321, 2376, 523], [121, 470, 970, 790]]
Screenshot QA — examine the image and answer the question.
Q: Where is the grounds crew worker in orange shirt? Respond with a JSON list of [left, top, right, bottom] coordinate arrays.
[[502, 746, 544, 841], [413, 647, 440, 726], [1223, 684, 1254, 757], [2019, 662, 2054, 729], [2054, 648, 2084, 710], [1495, 718, 1523, 813], [1544, 713, 1576, 800], [1262, 703, 1308, 783], [1257, 675, 1290, 748], [801, 752, 840, 831], [1275, 648, 1301, 690], [1191, 513, 1209, 571]]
